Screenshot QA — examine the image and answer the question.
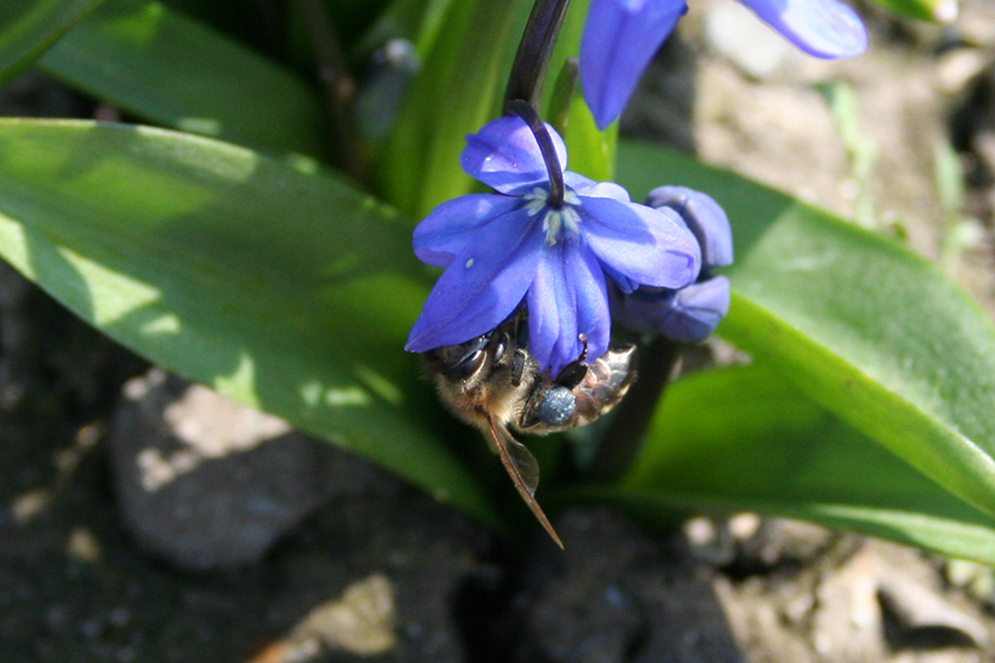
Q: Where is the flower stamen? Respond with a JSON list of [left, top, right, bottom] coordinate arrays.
[[525, 188, 582, 245]]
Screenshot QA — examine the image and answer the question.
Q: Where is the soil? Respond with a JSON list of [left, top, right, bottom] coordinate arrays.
[[1, 1, 995, 661]]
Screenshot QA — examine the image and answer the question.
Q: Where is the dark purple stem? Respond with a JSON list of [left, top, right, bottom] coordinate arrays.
[[507, 99, 565, 208], [589, 338, 682, 482], [504, 0, 573, 110]]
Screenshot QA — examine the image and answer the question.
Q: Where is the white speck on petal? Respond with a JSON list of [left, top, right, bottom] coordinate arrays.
[[465, 258, 474, 268]]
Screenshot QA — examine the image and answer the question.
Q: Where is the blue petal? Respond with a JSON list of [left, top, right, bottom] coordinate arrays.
[[569, 176, 632, 203], [646, 186, 733, 269], [527, 242, 610, 377], [580, 0, 687, 130], [405, 208, 544, 352], [579, 197, 701, 289], [601, 262, 640, 294], [413, 194, 523, 267], [564, 171, 598, 194], [461, 115, 567, 194], [740, 0, 866, 58], [611, 275, 731, 341]]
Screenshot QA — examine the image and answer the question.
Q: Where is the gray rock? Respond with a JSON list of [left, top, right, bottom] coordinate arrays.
[[108, 369, 350, 570], [703, 0, 802, 80]]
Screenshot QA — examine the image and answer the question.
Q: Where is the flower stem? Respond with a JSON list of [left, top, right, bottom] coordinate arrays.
[[507, 99, 565, 208], [588, 338, 682, 482], [504, 0, 573, 110]]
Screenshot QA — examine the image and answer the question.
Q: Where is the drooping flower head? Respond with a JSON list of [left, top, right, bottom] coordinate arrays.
[[611, 186, 734, 341], [405, 115, 702, 376], [581, 0, 868, 129]]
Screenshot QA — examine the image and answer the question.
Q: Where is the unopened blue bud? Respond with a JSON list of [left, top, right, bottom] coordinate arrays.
[[611, 276, 731, 342], [647, 186, 733, 270]]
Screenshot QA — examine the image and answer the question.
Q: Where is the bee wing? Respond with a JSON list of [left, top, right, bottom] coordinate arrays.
[[485, 415, 564, 549]]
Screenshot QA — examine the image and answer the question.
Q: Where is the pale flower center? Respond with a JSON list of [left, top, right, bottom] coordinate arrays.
[[524, 187, 582, 246]]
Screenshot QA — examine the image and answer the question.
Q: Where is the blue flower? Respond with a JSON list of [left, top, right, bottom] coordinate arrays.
[[611, 186, 733, 342], [581, 0, 868, 129], [405, 115, 702, 376]]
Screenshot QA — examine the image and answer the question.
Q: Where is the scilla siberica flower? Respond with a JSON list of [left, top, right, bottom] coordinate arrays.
[[581, 0, 868, 129], [611, 186, 733, 341], [405, 115, 702, 376]]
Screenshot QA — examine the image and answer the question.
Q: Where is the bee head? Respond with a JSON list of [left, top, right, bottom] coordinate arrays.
[[425, 327, 514, 386]]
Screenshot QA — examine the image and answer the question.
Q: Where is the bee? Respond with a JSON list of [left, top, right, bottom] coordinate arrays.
[[423, 315, 637, 548]]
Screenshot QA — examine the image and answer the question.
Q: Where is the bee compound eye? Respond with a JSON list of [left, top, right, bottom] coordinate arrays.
[[536, 386, 576, 426], [492, 333, 509, 364], [450, 348, 486, 381]]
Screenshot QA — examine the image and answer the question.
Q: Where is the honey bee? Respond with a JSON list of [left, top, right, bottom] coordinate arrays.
[[423, 315, 637, 548]]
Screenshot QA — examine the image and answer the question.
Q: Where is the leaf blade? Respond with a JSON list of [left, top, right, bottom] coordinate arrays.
[[0, 0, 106, 87], [0, 118, 497, 527], [616, 141, 995, 522], [589, 365, 995, 565], [37, 0, 323, 155]]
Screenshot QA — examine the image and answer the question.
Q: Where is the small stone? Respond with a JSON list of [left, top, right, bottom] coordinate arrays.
[[108, 370, 343, 570], [879, 564, 990, 648], [703, 0, 801, 80], [66, 526, 102, 564], [288, 574, 397, 656], [937, 49, 991, 94]]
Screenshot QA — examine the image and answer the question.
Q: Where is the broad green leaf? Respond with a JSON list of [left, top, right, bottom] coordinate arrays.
[[866, 0, 955, 23], [37, 0, 323, 155], [616, 142, 995, 523], [378, 0, 528, 219], [0, 0, 105, 87], [0, 119, 497, 528], [592, 365, 995, 565]]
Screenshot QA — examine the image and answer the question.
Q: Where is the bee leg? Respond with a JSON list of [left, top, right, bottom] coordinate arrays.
[[553, 361, 585, 389], [547, 332, 591, 389]]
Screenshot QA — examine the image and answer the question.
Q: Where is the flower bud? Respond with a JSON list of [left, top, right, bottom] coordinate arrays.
[[646, 186, 733, 270], [611, 275, 731, 342]]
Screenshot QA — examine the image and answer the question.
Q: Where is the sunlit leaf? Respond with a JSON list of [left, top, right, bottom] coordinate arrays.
[[377, 0, 529, 219], [585, 364, 995, 565], [617, 142, 995, 524], [866, 0, 956, 23], [0, 118, 497, 527]]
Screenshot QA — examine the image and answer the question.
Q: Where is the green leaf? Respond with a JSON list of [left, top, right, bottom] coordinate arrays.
[[36, 0, 323, 155], [0, 118, 498, 527], [865, 0, 956, 23], [593, 365, 995, 565], [353, 0, 456, 58], [377, 0, 528, 219], [0, 0, 106, 87], [616, 142, 995, 523]]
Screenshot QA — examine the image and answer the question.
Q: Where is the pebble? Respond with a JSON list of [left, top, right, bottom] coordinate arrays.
[[108, 370, 343, 570], [702, 0, 802, 80]]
